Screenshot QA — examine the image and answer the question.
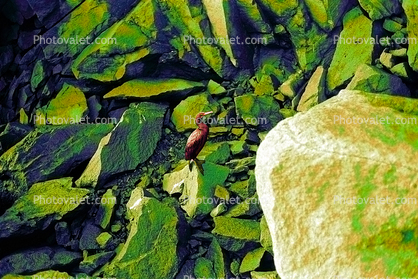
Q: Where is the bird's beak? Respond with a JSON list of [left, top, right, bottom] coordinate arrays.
[[203, 111, 213, 115]]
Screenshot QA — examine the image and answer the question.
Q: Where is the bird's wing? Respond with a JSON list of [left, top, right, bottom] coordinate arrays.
[[185, 129, 206, 160]]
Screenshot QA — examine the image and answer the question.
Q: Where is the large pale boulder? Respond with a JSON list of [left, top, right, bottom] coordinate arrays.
[[256, 90, 418, 278]]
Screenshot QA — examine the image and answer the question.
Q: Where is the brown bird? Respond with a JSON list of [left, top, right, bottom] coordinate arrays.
[[185, 111, 212, 175]]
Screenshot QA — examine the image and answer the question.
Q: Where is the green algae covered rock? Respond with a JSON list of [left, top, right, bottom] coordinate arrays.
[[77, 102, 167, 187], [35, 83, 88, 125], [358, 0, 400, 20], [199, 142, 231, 165], [2, 270, 71, 279], [194, 257, 216, 279], [71, 0, 158, 81], [158, 0, 231, 78], [212, 216, 260, 252], [104, 78, 204, 100], [206, 238, 226, 278], [0, 178, 89, 239], [171, 92, 220, 132], [30, 60, 45, 91], [104, 198, 183, 279], [260, 216, 273, 254], [0, 124, 113, 205], [256, 90, 418, 278], [79, 251, 115, 274], [0, 247, 82, 277], [402, 0, 418, 72], [304, 0, 355, 30], [251, 271, 280, 279], [235, 95, 282, 130], [327, 7, 375, 91], [179, 162, 230, 217], [346, 64, 410, 97], [239, 247, 266, 273]]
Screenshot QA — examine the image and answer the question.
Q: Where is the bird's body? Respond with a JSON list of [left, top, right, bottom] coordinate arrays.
[[185, 111, 212, 174]]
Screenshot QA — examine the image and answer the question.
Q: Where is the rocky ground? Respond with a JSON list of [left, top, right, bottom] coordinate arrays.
[[0, 0, 418, 278]]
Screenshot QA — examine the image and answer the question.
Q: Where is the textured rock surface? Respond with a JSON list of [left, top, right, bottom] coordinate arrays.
[[0, 178, 89, 239], [256, 90, 418, 278], [77, 102, 167, 187], [104, 198, 185, 279], [0, 247, 82, 277], [327, 7, 376, 91], [0, 124, 112, 206], [346, 64, 410, 97]]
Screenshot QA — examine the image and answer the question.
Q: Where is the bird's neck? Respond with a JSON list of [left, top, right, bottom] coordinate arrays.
[[197, 118, 208, 131], [198, 123, 208, 130]]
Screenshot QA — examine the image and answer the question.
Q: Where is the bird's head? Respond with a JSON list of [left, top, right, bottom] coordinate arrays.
[[195, 111, 213, 125]]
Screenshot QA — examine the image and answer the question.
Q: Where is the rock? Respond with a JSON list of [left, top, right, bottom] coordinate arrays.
[[251, 271, 280, 279], [226, 157, 256, 169], [214, 186, 230, 201], [379, 50, 396, 69], [79, 223, 102, 250], [0, 123, 32, 153], [346, 64, 410, 97], [236, 0, 271, 33], [253, 75, 275, 96], [390, 48, 407, 57], [239, 247, 266, 273], [104, 198, 184, 279], [297, 66, 326, 112], [327, 7, 375, 91], [199, 142, 231, 165], [235, 95, 283, 130], [358, 0, 400, 20], [240, 130, 260, 144], [0, 124, 112, 206], [260, 216, 273, 254], [158, 0, 232, 78], [95, 189, 117, 230], [77, 102, 167, 187], [79, 251, 115, 274], [55, 222, 71, 247], [194, 257, 216, 279], [202, 0, 251, 69], [390, 62, 413, 79], [402, 0, 418, 72], [277, 71, 305, 99], [224, 194, 261, 217], [104, 78, 204, 100], [163, 165, 188, 195], [256, 90, 418, 278], [229, 174, 256, 199], [96, 232, 113, 249], [207, 80, 227, 95], [178, 162, 230, 217], [30, 60, 45, 91], [212, 216, 260, 252], [228, 141, 249, 156], [175, 260, 195, 279], [206, 238, 226, 278], [279, 108, 297, 119], [35, 83, 88, 125], [0, 178, 89, 239], [383, 18, 403, 33], [304, 0, 355, 30], [2, 270, 71, 279], [210, 203, 228, 217], [0, 247, 82, 277], [171, 92, 220, 132]]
